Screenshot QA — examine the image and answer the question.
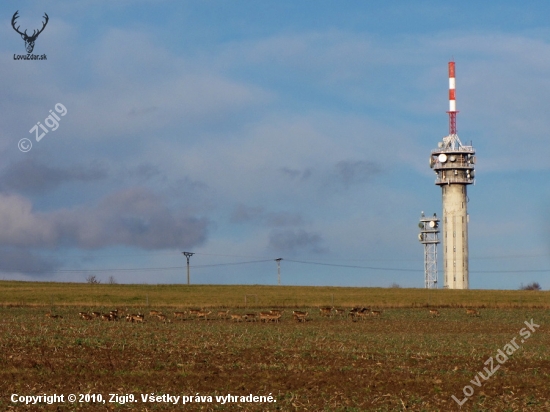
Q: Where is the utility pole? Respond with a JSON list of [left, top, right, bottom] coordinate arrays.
[[182, 252, 194, 285], [275, 258, 282, 285]]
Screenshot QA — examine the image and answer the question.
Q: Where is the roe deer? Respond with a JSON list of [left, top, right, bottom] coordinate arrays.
[[173, 311, 187, 320], [429, 309, 440, 317], [466, 309, 480, 317], [196, 310, 211, 321], [319, 306, 333, 317], [293, 311, 308, 322], [217, 309, 230, 319]]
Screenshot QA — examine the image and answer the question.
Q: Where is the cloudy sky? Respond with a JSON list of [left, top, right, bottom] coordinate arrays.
[[0, 1, 549, 288]]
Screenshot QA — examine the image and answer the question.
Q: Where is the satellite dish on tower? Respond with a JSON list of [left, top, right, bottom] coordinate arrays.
[[438, 154, 447, 163]]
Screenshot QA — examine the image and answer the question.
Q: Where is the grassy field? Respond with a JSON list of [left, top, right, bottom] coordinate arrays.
[[1, 280, 549, 309], [1, 282, 549, 411]]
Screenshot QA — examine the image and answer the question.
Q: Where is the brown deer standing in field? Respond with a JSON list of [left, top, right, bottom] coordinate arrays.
[[230, 314, 245, 322], [157, 314, 168, 323], [125, 313, 144, 322], [334, 308, 346, 317], [173, 311, 187, 320], [348, 307, 368, 321], [130, 314, 145, 323], [466, 309, 480, 317], [355, 309, 370, 321], [259, 312, 272, 323], [188, 309, 202, 318], [264, 313, 282, 323], [106, 310, 118, 321], [370, 310, 382, 317], [80, 313, 93, 320], [245, 313, 258, 322], [319, 306, 333, 317], [217, 309, 230, 320], [196, 310, 211, 321], [293, 311, 308, 322], [429, 309, 440, 317], [259, 311, 276, 322], [348, 307, 359, 320], [149, 310, 161, 316]]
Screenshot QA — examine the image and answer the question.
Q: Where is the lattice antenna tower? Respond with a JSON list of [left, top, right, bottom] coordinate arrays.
[[418, 212, 440, 288]]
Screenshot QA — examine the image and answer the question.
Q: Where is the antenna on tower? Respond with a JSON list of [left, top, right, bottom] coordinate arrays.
[[442, 61, 468, 150], [418, 213, 440, 289], [447, 61, 458, 136]]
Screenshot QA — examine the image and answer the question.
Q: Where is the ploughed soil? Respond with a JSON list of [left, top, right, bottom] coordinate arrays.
[[1, 307, 549, 411]]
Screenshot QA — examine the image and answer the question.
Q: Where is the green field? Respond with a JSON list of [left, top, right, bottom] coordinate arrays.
[[1, 281, 549, 309], [1, 281, 549, 411]]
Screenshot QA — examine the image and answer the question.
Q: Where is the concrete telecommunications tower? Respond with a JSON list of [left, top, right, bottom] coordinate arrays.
[[429, 62, 476, 289]]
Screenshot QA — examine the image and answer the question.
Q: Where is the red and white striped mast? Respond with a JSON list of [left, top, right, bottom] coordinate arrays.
[[447, 61, 458, 136]]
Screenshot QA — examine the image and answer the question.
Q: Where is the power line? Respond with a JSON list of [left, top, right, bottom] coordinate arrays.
[[39, 266, 185, 274], [192, 259, 273, 269], [35, 250, 550, 262], [13, 260, 274, 275], [284, 259, 422, 272], [7, 257, 550, 276], [473, 269, 550, 274], [284, 259, 550, 274], [40, 251, 183, 259], [192, 252, 274, 259], [193, 252, 550, 262], [471, 253, 550, 260]]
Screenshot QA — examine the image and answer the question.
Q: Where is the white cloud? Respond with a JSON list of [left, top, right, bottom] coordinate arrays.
[[1, 9, 549, 285]]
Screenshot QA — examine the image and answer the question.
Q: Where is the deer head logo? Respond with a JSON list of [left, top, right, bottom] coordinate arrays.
[[11, 11, 49, 54]]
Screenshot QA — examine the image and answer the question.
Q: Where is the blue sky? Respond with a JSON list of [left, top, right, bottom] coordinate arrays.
[[0, 1, 549, 289]]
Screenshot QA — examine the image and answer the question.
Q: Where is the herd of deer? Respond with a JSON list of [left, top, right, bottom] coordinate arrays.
[[76, 309, 137, 322], [343, 307, 383, 320], [46, 307, 481, 322]]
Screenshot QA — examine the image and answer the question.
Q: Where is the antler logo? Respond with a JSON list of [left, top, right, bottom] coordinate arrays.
[[11, 10, 49, 54]]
